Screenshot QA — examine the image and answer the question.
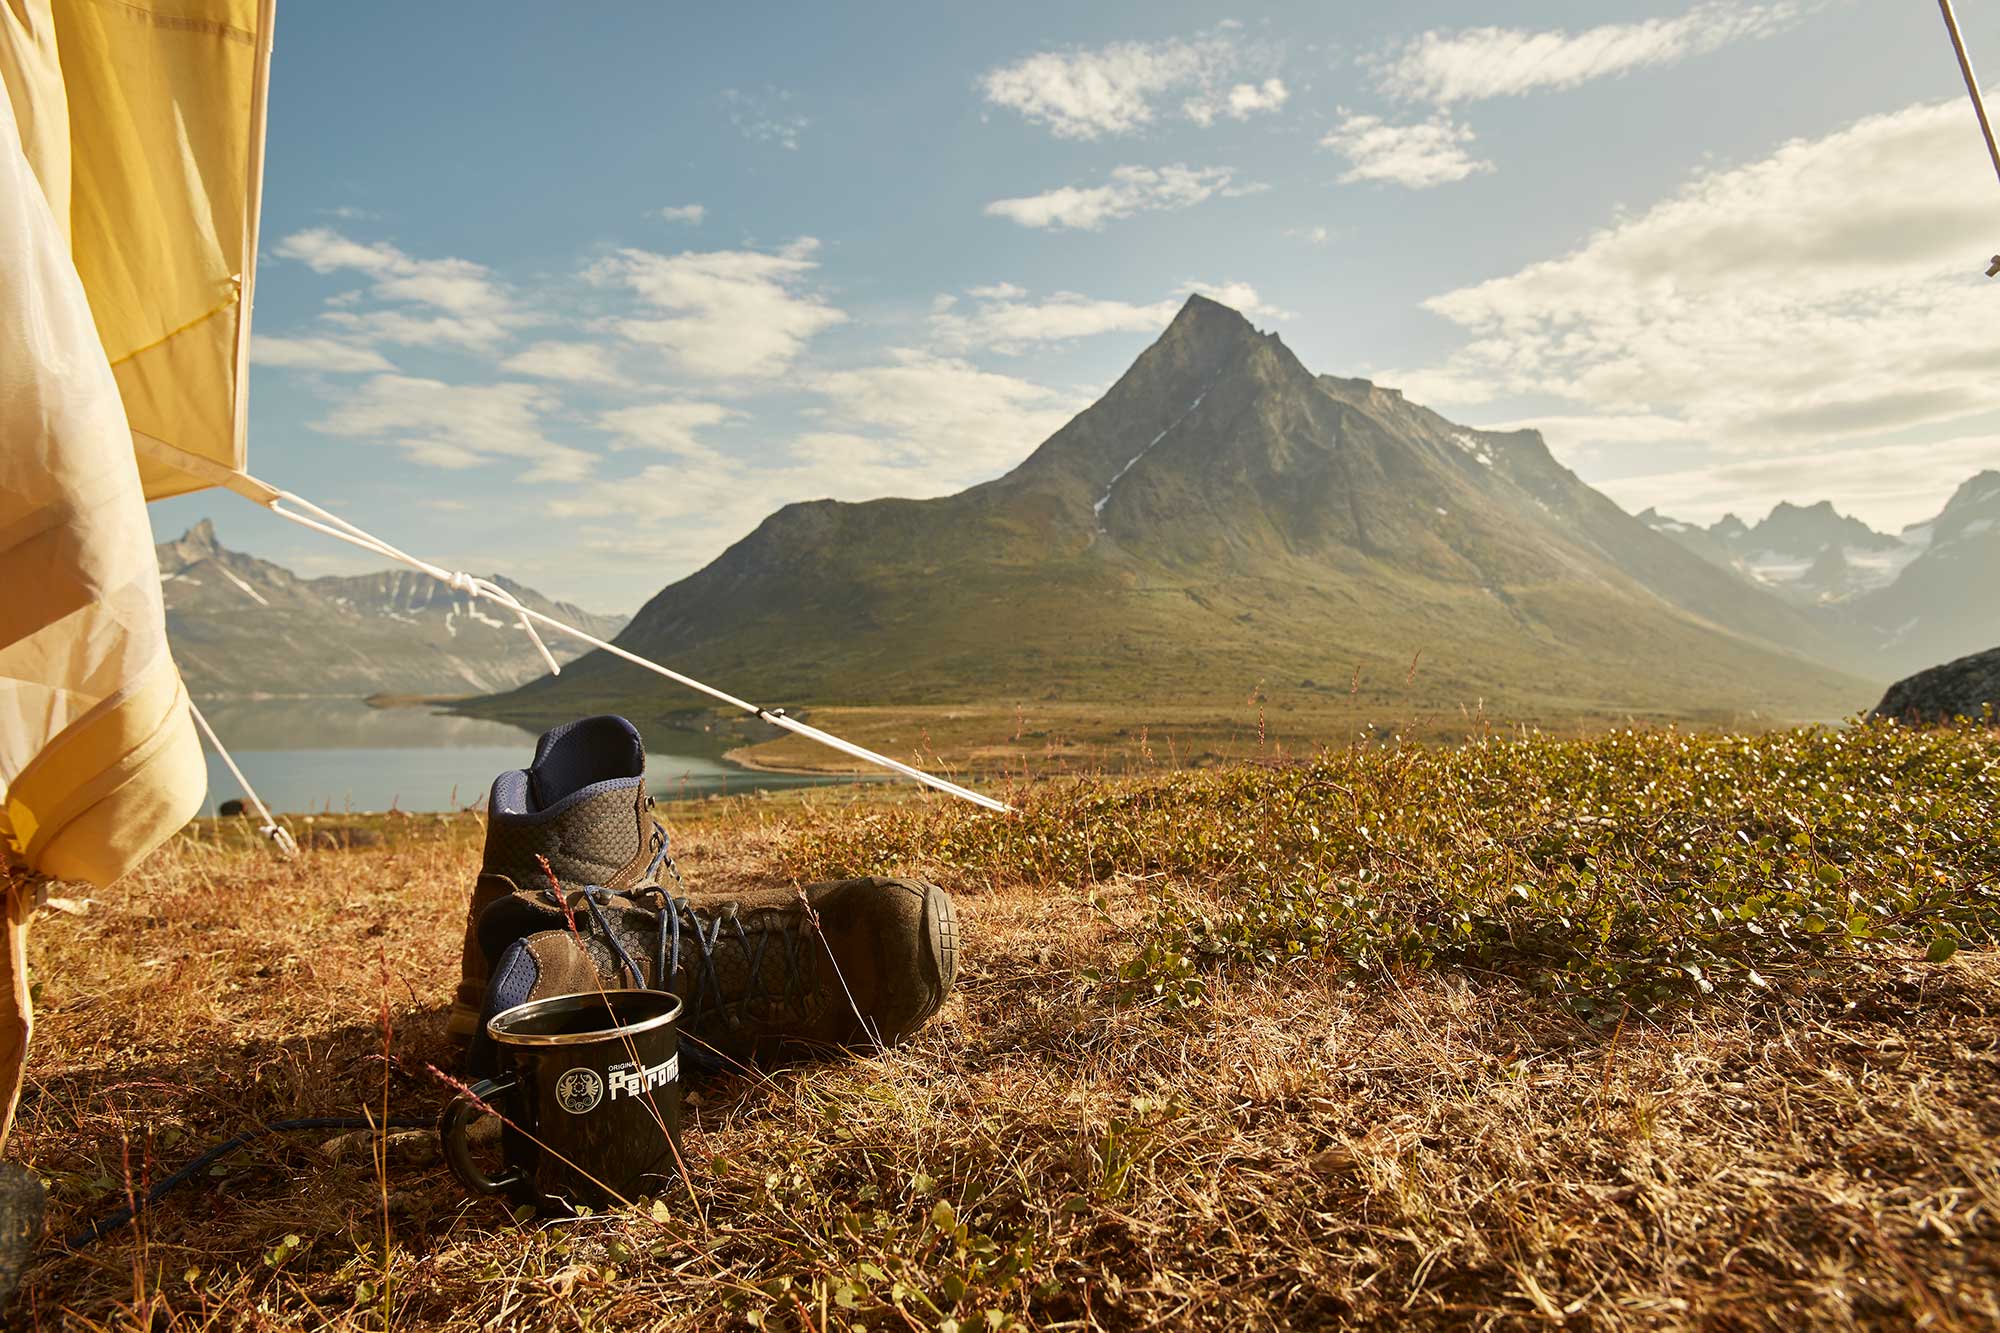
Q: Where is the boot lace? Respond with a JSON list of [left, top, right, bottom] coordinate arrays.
[[555, 817, 814, 1072]]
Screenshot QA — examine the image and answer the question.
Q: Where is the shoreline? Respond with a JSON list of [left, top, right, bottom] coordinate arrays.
[[719, 743, 873, 778]]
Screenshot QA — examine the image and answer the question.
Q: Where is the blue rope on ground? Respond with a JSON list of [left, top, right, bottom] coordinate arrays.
[[68, 1115, 433, 1248]]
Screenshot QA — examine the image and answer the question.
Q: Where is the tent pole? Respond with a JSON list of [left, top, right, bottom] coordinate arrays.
[[1939, 0, 2000, 185], [1937, 0, 2000, 276], [186, 701, 297, 855]]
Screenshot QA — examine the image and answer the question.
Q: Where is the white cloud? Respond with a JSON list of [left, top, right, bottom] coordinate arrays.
[[985, 164, 1246, 231], [251, 335, 395, 374], [1181, 281, 1289, 321], [320, 309, 515, 350], [550, 354, 1088, 575], [597, 402, 741, 461], [1472, 413, 1702, 460], [1594, 435, 2000, 532], [276, 228, 404, 274], [809, 350, 1086, 474], [933, 281, 1285, 353], [277, 228, 512, 316], [371, 262, 508, 316], [1285, 225, 1331, 245], [1377, 2, 1801, 104], [981, 31, 1281, 139], [593, 239, 845, 379], [659, 203, 707, 224], [1229, 78, 1289, 116], [1404, 96, 2000, 455], [400, 441, 487, 471], [937, 291, 1177, 351], [501, 340, 627, 386], [1320, 112, 1493, 188], [313, 374, 593, 483], [722, 88, 808, 149], [276, 227, 523, 348]]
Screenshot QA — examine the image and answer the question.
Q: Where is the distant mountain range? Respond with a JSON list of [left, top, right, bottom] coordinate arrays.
[[479, 295, 1884, 730], [1640, 471, 1999, 676], [158, 520, 626, 699]]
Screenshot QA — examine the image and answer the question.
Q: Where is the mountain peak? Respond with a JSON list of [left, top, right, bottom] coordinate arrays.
[[490, 287, 1879, 728], [1163, 292, 1261, 344], [180, 519, 219, 552], [1939, 469, 2000, 515]]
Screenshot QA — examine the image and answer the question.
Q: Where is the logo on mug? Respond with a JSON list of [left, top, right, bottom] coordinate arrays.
[[554, 1067, 604, 1114], [609, 1055, 678, 1102]]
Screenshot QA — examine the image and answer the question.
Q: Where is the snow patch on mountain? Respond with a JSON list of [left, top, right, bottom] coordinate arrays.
[[1095, 389, 1210, 531]]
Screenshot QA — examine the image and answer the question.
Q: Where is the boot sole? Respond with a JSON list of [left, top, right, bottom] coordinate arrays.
[[927, 881, 958, 1001]]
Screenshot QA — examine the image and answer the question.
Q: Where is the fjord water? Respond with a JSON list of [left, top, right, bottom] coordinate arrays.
[[193, 699, 857, 814]]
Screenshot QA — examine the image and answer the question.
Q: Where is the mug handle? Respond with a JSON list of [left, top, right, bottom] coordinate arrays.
[[441, 1076, 523, 1196]]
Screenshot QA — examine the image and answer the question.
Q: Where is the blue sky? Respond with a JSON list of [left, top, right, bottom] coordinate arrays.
[[148, 1, 2000, 612]]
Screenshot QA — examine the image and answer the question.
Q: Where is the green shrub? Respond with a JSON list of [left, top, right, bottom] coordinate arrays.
[[786, 720, 2000, 1012]]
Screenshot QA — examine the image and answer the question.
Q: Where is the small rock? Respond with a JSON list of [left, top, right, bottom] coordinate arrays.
[[1306, 1145, 1359, 1176], [1872, 646, 2000, 724]]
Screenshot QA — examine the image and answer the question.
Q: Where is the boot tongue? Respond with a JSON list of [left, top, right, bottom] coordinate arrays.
[[528, 714, 646, 808]]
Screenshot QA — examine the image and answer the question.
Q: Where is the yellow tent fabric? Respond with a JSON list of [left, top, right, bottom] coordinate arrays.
[[1, 0, 275, 1144], [57, 0, 278, 505]]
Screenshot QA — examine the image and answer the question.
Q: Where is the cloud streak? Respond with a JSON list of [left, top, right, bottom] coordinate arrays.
[[1396, 96, 2000, 475], [251, 335, 395, 374], [592, 238, 846, 379], [1320, 112, 1493, 188], [981, 30, 1285, 139], [500, 340, 628, 386], [985, 164, 1249, 231], [1376, 2, 1801, 104], [549, 352, 1089, 575], [1593, 435, 2000, 532], [275, 228, 523, 348], [314, 375, 593, 482]]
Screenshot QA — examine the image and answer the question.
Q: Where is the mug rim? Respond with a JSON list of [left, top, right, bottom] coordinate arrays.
[[485, 988, 683, 1047]]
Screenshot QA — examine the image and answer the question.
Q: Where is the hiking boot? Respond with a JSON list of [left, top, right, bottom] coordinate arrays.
[[448, 716, 662, 1040], [469, 876, 958, 1071]]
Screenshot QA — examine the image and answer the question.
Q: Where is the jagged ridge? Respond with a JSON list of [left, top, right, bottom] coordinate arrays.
[[159, 521, 627, 699]]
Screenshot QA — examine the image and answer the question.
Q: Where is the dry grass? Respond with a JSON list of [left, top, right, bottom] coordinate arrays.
[[10, 731, 2000, 1331]]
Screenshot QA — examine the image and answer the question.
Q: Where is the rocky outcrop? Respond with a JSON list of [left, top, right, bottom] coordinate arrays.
[[1871, 646, 2000, 724]]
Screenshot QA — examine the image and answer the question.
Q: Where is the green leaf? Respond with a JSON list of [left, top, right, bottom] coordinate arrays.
[[1927, 936, 1959, 964]]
